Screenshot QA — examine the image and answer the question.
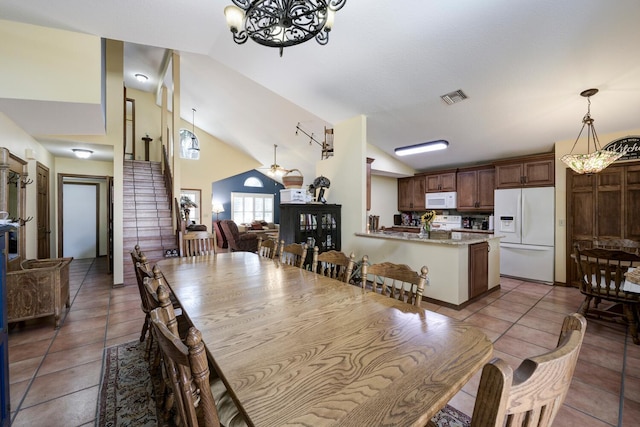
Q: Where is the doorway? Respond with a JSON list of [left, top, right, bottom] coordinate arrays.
[[58, 174, 111, 260], [36, 162, 50, 258]]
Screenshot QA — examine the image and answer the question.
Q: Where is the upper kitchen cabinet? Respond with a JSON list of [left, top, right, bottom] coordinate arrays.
[[425, 170, 457, 193], [457, 166, 495, 212], [398, 175, 426, 211], [495, 153, 555, 188]]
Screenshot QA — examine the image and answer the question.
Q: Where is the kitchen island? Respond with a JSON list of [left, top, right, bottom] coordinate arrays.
[[353, 230, 502, 307]]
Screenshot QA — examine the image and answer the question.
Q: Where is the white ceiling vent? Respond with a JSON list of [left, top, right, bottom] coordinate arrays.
[[441, 89, 468, 105]]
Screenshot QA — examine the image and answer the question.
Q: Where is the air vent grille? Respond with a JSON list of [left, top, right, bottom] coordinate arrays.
[[441, 89, 468, 105]]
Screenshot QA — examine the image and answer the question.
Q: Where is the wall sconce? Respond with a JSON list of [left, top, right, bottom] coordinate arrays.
[[395, 140, 449, 156]]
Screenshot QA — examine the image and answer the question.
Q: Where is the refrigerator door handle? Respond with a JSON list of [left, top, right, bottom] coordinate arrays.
[[500, 243, 553, 251], [517, 192, 522, 239]]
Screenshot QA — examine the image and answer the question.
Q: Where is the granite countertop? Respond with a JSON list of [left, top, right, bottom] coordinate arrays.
[[355, 230, 501, 245]]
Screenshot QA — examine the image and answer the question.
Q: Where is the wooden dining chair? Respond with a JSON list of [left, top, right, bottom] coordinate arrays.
[[150, 300, 247, 427], [311, 247, 356, 283], [279, 241, 308, 268], [142, 266, 189, 341], [182, 231, 217, 257], [429, 313, 587, 427], [360, 256, 428, 307], [133, 252, 154, 342], [574, 245, 640, 344], [593, 238, 640, 255], [257, 236, 279, 259]]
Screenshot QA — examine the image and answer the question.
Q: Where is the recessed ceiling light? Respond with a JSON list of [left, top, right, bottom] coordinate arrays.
[[72, 148, 93, 159], [134, 73, 149, 82], [395, 140, 449, 156]]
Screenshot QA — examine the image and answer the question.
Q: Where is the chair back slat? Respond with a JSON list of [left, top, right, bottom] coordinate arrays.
[[574, 246, 640, 300], [311, 247, 356, 283], [257, 237, 279, 259], [360, 256, 428, 307], [279, 241, 308, 268], [183, 231, 216, 257], [470, 313, 587, 427], [593, 238, 640, 255], [150, 304, 221, 427]]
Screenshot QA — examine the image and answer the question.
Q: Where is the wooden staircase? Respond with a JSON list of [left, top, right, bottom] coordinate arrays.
[[123, 160, 177, 286]]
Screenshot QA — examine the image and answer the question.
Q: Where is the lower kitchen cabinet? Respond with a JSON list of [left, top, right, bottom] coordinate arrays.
[[469, 242, 489, 299]]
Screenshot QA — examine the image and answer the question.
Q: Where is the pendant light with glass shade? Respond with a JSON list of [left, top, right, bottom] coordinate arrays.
[[561, 89, 624, 174], [189, 108, 200, 152]]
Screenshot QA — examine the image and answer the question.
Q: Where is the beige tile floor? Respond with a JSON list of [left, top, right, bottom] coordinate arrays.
[[7, 257, 640, 426]]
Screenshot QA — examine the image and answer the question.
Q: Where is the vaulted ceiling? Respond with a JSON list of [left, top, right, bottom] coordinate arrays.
[[2, 0, 640, 180]]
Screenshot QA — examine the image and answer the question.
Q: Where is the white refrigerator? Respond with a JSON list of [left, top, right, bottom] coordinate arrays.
[[494, 187, 555, 283]]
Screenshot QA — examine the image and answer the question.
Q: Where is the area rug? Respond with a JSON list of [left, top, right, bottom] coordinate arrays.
[[96, 340, 471, 426], [431, 404, 472, 427], [96, 340, 164, 427]]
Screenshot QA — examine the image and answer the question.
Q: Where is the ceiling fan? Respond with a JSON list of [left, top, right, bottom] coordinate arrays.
[[263, 144, 288, 177]]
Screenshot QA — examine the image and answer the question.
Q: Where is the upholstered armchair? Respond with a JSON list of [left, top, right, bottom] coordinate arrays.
[[219, 220, 259, 252]]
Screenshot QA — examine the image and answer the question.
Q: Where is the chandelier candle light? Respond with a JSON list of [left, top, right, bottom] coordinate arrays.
[[561, 88, 624, 174], [224, 0, 347, 57]]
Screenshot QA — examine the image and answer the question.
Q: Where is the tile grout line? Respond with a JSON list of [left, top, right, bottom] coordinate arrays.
[[10, 259, 94, 425]]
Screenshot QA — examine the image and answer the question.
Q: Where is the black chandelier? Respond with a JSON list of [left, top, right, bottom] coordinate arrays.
[[224, 0, 347, 57]]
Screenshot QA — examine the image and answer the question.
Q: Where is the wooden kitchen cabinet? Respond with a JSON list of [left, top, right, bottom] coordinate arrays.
[[469, 242, 489, 299], [456, 166, 495, 212], [397, 176, 426, 211], [425, 170, 457, 193], [495, 153, 555, 188]]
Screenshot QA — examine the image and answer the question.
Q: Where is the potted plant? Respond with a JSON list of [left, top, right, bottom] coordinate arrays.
[[180, 195, 198, 224]]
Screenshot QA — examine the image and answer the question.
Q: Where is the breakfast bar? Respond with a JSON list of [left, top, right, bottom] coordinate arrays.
[[354, 231, 502, 307]]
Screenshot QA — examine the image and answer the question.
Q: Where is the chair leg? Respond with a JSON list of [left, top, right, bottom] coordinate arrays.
[[578, 296, 592, 317], [624, 304, 640, 345], [140, 313, 150, 342]]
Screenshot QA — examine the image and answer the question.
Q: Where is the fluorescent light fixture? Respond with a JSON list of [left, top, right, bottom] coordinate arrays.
[[72, 148, 93, 159], [395, 140, 449, 156], [134, 73, 148, 82]]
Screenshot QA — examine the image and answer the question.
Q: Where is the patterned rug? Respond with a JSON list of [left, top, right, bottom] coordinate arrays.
[[96, 340, 471, 426], [96, 340, 163, 427], [431, 404, 472, 427]]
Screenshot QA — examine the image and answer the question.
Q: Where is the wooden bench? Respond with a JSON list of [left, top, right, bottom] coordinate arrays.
[[7, 257, 73, 329]]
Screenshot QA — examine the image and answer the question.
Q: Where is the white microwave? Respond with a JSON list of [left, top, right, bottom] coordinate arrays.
[[425, 191, 457, 209]]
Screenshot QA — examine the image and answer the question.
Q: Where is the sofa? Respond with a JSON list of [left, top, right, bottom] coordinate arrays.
[[219, 220, 259, 252]]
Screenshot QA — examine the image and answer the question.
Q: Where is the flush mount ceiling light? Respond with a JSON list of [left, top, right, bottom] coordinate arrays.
[[72, 148, 93, 159], [224, 0, 347, 57], [134, 73, 148, 82], [561, 88, 624, 174], [395, 140, 449, 156]]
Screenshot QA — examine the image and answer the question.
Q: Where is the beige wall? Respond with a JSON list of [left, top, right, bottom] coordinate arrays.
[[369, 175, 399, 229], [0, 19, 101, 104], [316, 115, 367, 257]]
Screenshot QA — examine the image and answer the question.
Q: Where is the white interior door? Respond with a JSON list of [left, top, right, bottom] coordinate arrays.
[[63, 183, 97, 259]]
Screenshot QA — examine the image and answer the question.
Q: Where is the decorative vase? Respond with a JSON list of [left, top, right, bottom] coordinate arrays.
[[419, 223, 430, 238]]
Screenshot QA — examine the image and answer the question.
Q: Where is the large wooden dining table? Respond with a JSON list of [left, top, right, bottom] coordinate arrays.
[[157, 252, 493, 427]]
